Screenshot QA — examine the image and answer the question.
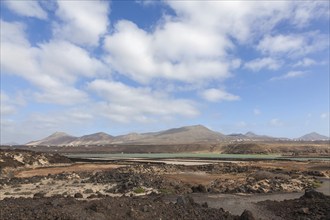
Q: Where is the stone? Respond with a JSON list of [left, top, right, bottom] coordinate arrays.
[[74, 193, 83, 198], [240, 210, 255, 220], [304, 189, 326, 199], [33, 192, 45, 199], [298, 207, 310, 214]]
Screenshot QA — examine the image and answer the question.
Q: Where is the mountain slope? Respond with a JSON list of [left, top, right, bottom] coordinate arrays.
[[132, 125, 227, 144], [69, 132, 114, 145], [26, 132, 77, 146], [297, 132, 329, 141]]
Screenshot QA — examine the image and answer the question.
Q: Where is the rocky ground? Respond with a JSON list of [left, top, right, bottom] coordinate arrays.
[[258, 189, 330, 220], [0, 195, 252, 220], [1, 162, 324, 199], [0, 149, 329, 219], [0, 149, 71, 178]]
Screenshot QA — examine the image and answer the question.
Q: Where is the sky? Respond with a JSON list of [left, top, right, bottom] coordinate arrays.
[[1, 0, 329, 144]]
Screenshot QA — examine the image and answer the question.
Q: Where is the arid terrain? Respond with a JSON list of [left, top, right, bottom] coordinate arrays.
[[0, 148, 329, 219]]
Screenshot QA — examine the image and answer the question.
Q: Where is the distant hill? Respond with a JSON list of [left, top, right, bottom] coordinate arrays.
[[26, 132, 77, 146], [134, 125, 227, 144], [69, 132, 114, 145], [297, 132, 329, 141], [24, 125, 227, 146], [227, 132, 280, 141], [24, 126, 328, 146]]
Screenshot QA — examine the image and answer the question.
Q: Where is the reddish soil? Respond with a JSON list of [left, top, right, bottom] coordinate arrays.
[[15, 163, 124, 178]]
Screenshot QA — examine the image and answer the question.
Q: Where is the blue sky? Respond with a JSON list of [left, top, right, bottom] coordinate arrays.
[[1, 0, 329, 144]]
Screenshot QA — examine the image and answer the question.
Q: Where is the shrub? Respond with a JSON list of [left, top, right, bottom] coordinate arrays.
[[133, 187, 145, 194]]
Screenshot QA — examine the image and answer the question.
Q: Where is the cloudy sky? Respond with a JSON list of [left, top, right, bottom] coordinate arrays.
[[1, 0, 329, 144]]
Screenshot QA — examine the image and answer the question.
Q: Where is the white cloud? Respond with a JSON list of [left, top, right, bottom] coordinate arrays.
[[270, 118, 284, 127], [258, 34, 305, 56], [166, 1, 292, 43], [88, 80, 199, 123], [201, 88, 239, 102], [257, 33, 328, 58], [244, 57, 282, 72], [104, 20, 232, 84], [54, 0, 110, 46], [104, 1, 328, 84], [4, 0, 47, 19], [1, 108, 96, 144], [291, 1, 329, 27], [0, 91, 26, 116], [253, 108, 261, 116], [1, 20, 106, 105], [293, 58, 316, 67], [271, 71, 306, 81], [36, 40, 107, 83]]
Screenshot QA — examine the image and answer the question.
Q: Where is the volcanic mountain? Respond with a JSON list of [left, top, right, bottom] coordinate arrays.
[[25, 125, 227, 146], [24, 126, 329, 146], [26, 132, 78, 146], [297, 132, 329, 141], [69, 132, 114, 145], [125, 125, 227, 144]]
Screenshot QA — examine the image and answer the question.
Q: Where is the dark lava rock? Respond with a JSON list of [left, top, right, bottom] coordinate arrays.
[[0, 196, 241, 220], [176, 195, 195, 206], [303, 189, 327, 199], [258, 190, 330, 220], [303, 171, 325, 177], [191, 184, 207, 193], [176, 195, 187, 206], [74, 193, 83, 198], [240, 210, 255, 220], [33, 192, 45, 199]]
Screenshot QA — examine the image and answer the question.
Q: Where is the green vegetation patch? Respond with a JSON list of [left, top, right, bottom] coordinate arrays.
[[133, 187, 145, 194]]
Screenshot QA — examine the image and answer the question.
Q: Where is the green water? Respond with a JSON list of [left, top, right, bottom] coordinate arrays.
[[67, 153, 279, 159], [65, 153, 330, 161]]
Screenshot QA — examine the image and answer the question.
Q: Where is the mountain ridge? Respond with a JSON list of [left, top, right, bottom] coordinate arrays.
[[297, 132, 329, 141], [24, 126, 329, 146]]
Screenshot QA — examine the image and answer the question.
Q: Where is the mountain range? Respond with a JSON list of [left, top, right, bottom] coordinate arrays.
[[25, 125, 329, 146]]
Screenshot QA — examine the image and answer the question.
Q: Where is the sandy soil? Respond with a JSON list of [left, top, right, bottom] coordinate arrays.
[[164, 172, 244, 185], [15, 163, 125, 178]]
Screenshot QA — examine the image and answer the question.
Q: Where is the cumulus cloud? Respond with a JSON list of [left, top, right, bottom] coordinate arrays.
[[105, 1, 290, 83], [271, 71, 306, 81], [54, 0, 110, 46], [244, 57, 282, 72], [104, 20, 232, 84], [166, 1, 292, 43], [104, 1, 328, 84], [88, 80, 199, 123], [291, 1, 330, 27], [293, 58, 317, 67], [1, 20, 106, 105], [201, 88, 239, 102], [257, 33, 328, 58], [4, 0, 48, 19]]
